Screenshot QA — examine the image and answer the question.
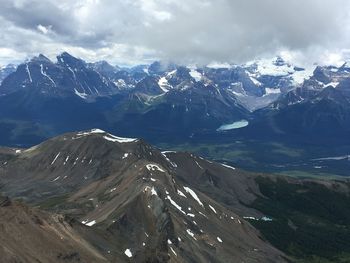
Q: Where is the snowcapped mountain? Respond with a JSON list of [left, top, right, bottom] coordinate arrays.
[[247, 62, 350, 141], [86, 56, 313, 111], [0, 53, 322, 109], [271, 61, 350, 108], [231, 57, 313, 110], [1, 52, 349, 146], [1, 53, 118, 100], [245, 57, 313, 85]]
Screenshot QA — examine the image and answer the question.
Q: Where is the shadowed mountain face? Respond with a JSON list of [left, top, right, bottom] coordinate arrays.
[[0, 129, 287, 263], [1, 53, 118, 99]]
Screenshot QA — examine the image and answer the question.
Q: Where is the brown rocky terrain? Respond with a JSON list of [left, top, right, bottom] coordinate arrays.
[[0, 129, 293, 262]]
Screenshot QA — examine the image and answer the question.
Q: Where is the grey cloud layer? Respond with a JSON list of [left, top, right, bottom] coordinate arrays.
[[0, 0, 349, 65]]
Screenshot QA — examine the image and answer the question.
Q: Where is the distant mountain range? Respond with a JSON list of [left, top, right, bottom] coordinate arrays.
[[0, 52, 349, 160], [1, 129, 350, 262], [0, 52, 310, 106], [248, 62, 350, 141], [0, 63, 16, 83]]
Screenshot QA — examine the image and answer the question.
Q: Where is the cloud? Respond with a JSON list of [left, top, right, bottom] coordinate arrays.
[[37, 24, 52, 34], [0, 0, 350, 66]]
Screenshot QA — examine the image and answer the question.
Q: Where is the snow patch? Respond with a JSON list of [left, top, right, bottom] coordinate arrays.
[[103, 134, 137, 143], [208, 205, 217, 214], [261, 216, 273, 222], [124, 249, 132, 258], [195, 161, 203, 169], [183, 187, 203, 207], [74, 88, 88, 99], [177, 189, 187, 198], [77, 129, 105, 135], [144, 186, 158, 196], [25, 64, 32, 82], [243, 216, 258, 220], [52, 176, 60, 182], [186, 229, 197, 240], [199, 211, 208, 218], [325, 81, 339, 88], [161, 152, 177, 167], [114, 79, 126, 88], [146, 164, 165, 173], [158, 77, 172, 93], [51, 152, 60, 165], [63, 156, 69, 165], [40, 64, 56, 86], [249, 76, 262, 86], [189, 69, 202, 82], [220, 163, 236, 170], [82, 220, 96, 227], [170, 247, 177, 256], [74, 129, 136, 143], [166, 195, 186, 215], [264, 88, 281, 95]]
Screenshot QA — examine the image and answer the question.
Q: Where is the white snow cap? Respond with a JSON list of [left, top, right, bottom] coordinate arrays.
[[75, 129, 137, 143]]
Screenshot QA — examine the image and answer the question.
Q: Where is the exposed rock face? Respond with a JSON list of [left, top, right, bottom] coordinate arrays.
[[0, 129, 288, 263], [0, 196, 108, 263]]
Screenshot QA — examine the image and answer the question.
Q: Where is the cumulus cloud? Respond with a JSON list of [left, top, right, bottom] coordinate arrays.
[[0, 0, 350, 66]]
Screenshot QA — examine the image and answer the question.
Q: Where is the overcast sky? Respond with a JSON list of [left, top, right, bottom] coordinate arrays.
[[1, 0, 350, 66]]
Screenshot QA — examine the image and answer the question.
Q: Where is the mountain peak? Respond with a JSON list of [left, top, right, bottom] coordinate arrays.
[[58, 51, 74, 59], [148, 61, 177, 75], [273, 56, 288, 67], [30, 54, 52, 63], [89, 60, 118, 73], [57, 52, 85, 67]]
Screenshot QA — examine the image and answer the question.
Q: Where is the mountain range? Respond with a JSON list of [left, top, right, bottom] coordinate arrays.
[[250, 63, 350, 140], [0, 52, 350, 176], [1, 129, 350, 262]]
